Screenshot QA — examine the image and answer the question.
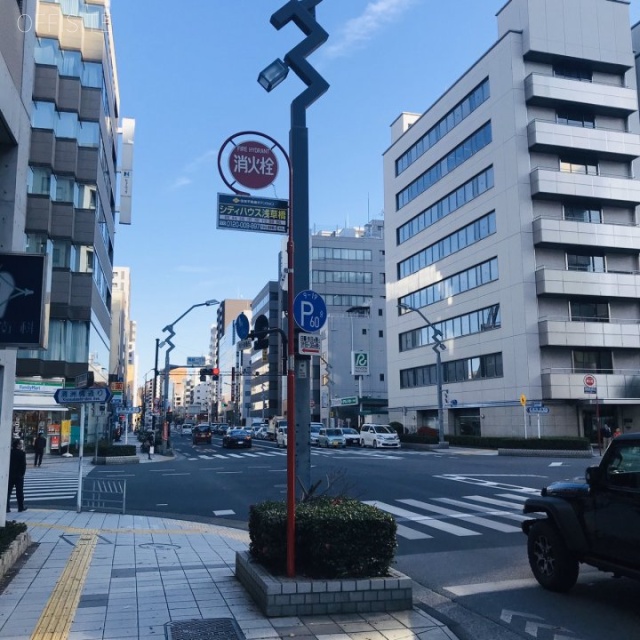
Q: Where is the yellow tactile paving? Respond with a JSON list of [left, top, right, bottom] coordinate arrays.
[[30, 531, 98, 640]]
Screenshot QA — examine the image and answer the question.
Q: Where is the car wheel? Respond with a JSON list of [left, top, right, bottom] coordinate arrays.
[[360, 439, 365, 447], [527, 520, 579, 592], [373, 440, 378, 448]]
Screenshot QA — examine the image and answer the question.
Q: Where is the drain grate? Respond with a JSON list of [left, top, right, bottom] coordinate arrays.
[[166, 618, 245, 640]]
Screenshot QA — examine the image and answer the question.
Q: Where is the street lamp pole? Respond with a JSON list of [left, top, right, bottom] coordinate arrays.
[[398, 301, 448, 448], [259, 0, 328, 578], [159, 299, 220, 452]]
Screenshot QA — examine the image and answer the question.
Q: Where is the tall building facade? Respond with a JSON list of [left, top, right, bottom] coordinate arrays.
[[14, 0, 130, 446], [384, 0, 640, 438], [315, 220, 388, 426]]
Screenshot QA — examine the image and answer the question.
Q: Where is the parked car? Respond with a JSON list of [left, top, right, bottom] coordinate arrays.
[[317, 427, 346, 448], [222, 428, 252, 448], [522, 432, 640, 592], [213, 423, 230, 436], [181, 423, 194, 437], [276, 426, 288, 448], [192, 424, 212, 445], [342, 427, 360, 446], [310, 422, 323, 446], [254, 426, 268, 440], [359, 424, 401, 448]]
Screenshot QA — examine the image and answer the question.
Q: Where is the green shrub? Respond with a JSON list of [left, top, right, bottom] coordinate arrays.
[[389, 421, 404, 435], [249, 497, 397, 579], [0, 521, 27, 554], [97, 444, 137, 457]]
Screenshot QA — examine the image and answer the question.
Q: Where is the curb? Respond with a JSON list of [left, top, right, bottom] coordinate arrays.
[[0, 531, 32, 581], [498, 448, 593, 458]]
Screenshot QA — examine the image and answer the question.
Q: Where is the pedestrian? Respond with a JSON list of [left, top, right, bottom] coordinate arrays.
[[147, 432, 154, 460], [34, 431, 46, 467], [613, 427, 622, 438], [599, 424, 612, 449], [7, 439, 27, 513]]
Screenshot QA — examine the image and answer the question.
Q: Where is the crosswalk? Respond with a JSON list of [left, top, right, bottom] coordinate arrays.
[[364, 490, 531, 541], [8, 469, 80, 507], [183, 447, 405, 461]]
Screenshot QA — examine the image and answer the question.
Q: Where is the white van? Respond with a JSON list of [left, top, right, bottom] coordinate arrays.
[[276, 425, 287, 448]]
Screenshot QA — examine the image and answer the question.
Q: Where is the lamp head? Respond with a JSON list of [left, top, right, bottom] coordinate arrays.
[[258, 59, 289, 92], [205, 299, 220, 306]]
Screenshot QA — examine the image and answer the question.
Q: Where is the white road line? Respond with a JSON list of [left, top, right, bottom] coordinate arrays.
[[226, 453, 244, 458], [495, 493, 531, 502], [364, 500, 480, 536], [434, 498, 528, 522], [444, 578, 538, 596], [396, 524, 432, 540], [399, 499, 521, 533], [464, 495, 527, 509], [213, 509, 235, 516]]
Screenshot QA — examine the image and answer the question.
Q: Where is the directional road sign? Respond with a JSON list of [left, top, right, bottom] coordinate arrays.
[[293, 289, 327, 332], [54, 387, 112, 404], [526, 406, 550, 415], [118, 407, 141, 414]]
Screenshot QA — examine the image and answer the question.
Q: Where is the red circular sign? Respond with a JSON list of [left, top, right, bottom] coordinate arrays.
[[584, 374, 597, 387], [228, 141, 278, 190]]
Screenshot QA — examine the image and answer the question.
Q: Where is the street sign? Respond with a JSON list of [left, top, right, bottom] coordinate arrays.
[[583, 374, 597, 394], [54, 387, 112, 404], [236, 313, 250, 340], [237, 338, 252, 350], [351, 351, 369, 376], [118, 407, 141, 414], [75, 372, 94, 389], [187, 356, 206, 367], [293, 289, 327, 332], [520, 394, 527, 406], [527, 406, 550, 414], [298, 333, 321, 355], [217, 193, 288, 235], [340, 396, 358, 406], [228, 140, 278, 190]]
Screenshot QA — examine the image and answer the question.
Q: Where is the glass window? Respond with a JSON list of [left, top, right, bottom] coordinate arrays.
[[58, 49, 82, 77], [77, 121, 99, 147], [564, 204, 602, 223], [31, 101, 56, 129], [573, 350, 613, 373], [74, 183, 96, 209], [52, 175, 74, 202], [34, 37, 59, 65], [567, 253, 605, 272], [56, 111, 78, 139], [82, 62, 102, 88], [570, 300, 609, 322], [27, 167, 52, 196]]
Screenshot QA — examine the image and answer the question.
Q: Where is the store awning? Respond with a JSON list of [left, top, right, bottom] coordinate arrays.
[[13, 396, 67, 412]]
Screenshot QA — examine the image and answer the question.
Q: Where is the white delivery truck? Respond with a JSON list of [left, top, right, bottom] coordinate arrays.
[[268, 416, 287, 441]]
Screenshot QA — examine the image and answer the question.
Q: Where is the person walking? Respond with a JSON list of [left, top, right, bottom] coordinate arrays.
[[147, 432, 154, 460], [7, 439, 27, 513], [34, 431, 46, 467]]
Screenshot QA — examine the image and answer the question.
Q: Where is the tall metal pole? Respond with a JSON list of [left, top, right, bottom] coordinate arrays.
[[152, 338, 159, 436]]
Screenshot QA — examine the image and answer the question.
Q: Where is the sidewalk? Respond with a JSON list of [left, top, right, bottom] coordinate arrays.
[[1, 446, 462, 640]]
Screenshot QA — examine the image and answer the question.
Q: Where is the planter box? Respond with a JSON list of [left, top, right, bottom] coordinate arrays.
[[0, 531, 32, 580], [235, 551, 412, 617], [93, 455, 139, 465]]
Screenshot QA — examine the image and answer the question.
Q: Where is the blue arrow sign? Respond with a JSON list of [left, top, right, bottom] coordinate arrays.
[[236, 312, 250, 340], [54, 387, 112, 404], [293, 289, 327, 332]]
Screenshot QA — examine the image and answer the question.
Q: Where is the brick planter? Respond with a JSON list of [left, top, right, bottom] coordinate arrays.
[[93, 455, 139, 465], [235, 550, 412, 617], [0, 531, 32, 580]]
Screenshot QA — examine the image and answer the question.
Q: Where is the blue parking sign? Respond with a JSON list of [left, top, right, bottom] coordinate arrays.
[[293, 290, 327, 332]]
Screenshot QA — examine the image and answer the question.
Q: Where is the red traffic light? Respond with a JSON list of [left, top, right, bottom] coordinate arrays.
[[212, 367, 220, 377]]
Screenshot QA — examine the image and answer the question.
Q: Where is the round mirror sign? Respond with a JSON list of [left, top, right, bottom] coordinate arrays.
[[228, 140, 278, 190]]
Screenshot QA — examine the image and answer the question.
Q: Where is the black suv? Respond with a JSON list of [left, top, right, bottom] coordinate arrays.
[[522, 433, 640, 592], [192, 424, 212, 445]]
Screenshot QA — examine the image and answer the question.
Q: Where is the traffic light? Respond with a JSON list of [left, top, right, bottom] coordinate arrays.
[[253, 314, 269, 350], [199, 367, 220, 381]]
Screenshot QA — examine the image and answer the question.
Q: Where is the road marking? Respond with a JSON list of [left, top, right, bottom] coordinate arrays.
[[434, 498, 527, 523], [30, 530, 97, 639], [213, 509, 235, 516], [364, 500, 480, 536], [464, 495, 527, 509], [549, 462, 564, 467], [445, 577, 538, 596], [162, 473, 190, 476], [399, 499, 521, 533], [396, 524, 432, 539]]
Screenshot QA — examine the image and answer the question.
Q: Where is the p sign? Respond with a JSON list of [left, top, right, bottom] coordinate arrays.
[[293, 290, 327, 332]]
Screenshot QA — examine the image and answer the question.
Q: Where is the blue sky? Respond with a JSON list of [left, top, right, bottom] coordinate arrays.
[[109, 0, 640, 380]]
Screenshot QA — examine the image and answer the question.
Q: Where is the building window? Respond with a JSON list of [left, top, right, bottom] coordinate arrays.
[[378, 309, 383, 317], [396, 122, 492, 210], [573, 350, 613, 373], [560, 157, 598, 175], [27, 167, 52, 196], [379, 330, 384, 338], [553, 64, 592, 82], [570, 300, 609, 322], [567, 252, 605, 272], [400, 352, 503, 388], [556, 110, 595, 128], [396, 78, 490, 175], [379, 373, 384, 382], [563, 203, 602, 223], [362, 328, 367, 335], [397, 167, 494, 244]]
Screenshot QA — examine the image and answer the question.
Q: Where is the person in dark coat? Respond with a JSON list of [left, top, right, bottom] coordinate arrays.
[[34, 432, 46, 467], [7, 439, 27, 513]]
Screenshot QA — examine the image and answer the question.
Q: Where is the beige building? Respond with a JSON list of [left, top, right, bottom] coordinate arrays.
[[384, 0, 640, 440]]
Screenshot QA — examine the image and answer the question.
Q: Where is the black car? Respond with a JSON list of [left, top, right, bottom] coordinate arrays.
[[192, 424, 212, 445], [222, 428, 252, 448], [522, 432, 640, 592]]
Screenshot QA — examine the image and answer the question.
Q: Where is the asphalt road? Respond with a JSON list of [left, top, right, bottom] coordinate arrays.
[[78, 436, 638, 640]]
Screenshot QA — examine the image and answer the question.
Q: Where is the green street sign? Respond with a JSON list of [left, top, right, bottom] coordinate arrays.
[[340, 396, 358, 406]]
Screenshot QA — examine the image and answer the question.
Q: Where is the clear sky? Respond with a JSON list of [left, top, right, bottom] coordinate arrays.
[[109, 0, 640, 381]]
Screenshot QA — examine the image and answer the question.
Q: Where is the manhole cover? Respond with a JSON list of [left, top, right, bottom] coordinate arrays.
[[166, 619, 245, 640], [139, 542, 181, 550]]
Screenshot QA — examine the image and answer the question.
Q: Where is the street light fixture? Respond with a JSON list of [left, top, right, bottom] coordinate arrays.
[[398, 301, 448, 448], [258, 0, 328, 578], [159, 299, 220, 451]]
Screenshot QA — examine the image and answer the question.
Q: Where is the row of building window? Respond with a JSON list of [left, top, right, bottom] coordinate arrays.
[[397, 167, 494, 244], [395, 78, 490, 175], [325, 295, 372, 308], [41, 0, 105, 29], [311, 247, 372, 261], [398, 211, 496, 280], [312, 270, 373, 285], [400, 257, 498, 312], [28, 166, 98, 209], [31, 101, 100, 146], [569, 300, 609, 322], [564, 203, 602, 223], [399, 304, 501, 352], [35, 37, 103, 87], [400, 352, 503, 389], [396, 121, 492, 210]]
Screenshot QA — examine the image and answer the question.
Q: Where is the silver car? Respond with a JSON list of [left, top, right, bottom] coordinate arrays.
[[317, 427, 346, 448]]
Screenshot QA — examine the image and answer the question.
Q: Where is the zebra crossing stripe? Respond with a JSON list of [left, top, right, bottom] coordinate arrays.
[[364, 500, 480, 536], [464, 495, 527, 509], [434, 498, 527, 522], [399, 498, 521, 533], [396, 524, 432, 540]]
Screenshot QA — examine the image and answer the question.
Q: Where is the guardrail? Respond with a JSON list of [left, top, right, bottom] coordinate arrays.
[[82, 478, 126, 514]]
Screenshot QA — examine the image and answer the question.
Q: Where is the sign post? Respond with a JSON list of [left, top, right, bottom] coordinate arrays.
[[520, 394, 527, 439]]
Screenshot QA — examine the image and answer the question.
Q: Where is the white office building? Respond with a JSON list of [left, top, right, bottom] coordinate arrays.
[[384, 0, 640, 439]]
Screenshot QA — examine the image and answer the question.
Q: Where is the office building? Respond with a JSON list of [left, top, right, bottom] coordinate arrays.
[[384, 0, 640, 438]]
